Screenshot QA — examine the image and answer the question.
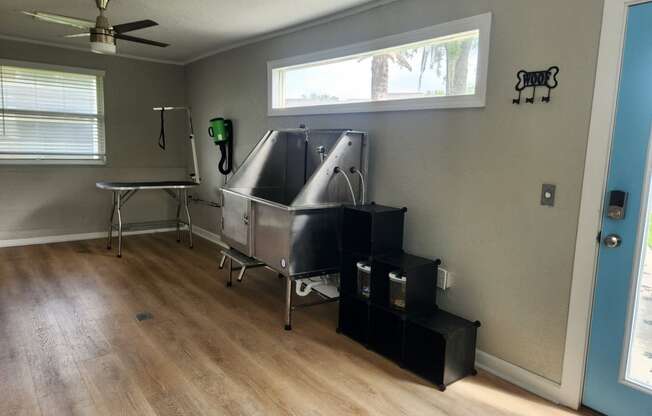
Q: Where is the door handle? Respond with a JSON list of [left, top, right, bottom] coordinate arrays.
[[603, 234, 622, 248]]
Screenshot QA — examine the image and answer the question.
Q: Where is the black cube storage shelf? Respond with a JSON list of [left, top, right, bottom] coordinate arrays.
[[340, 203, 406, 258], [404, 310, 480, 390], [371, 252, 440, 316], [338, 294, 370, 344], [368, 303, 405, 363], [338, 203, 480, 391], [339, 251, 370, 299], [339, 204, 406, 345]]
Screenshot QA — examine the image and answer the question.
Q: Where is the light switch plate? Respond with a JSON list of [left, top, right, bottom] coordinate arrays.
[[541, 184, 556, 207]]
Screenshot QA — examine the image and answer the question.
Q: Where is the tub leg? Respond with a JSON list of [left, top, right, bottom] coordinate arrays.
[[227, 257, 233, 287], [285, 276, 293, 331], [183, 189, 193, 248]]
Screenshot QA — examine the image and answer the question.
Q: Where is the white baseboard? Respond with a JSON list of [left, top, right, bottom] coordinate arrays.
[[475, 350, 565, 405], [0, 227, 176, 248], [0, 225, 225, 250], [192, 225, 228, 248]]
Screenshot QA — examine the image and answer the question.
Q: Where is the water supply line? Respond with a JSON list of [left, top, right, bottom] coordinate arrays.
[[316, 145, 328, 163], [188, 195, 221, 208], [350, 167, 366, 205], [334, 167, 357, 206]]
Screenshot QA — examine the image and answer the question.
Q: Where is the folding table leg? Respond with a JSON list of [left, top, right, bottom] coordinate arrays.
[[176, 189, 182, 243], [184, 189, 193, 248], [107, 191, 116, 249], [116, 191, 123, 258]]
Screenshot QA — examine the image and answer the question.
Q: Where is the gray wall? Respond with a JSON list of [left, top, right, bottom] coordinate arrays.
[[0, 39, 188, 240], [186, 0, 604, 382]]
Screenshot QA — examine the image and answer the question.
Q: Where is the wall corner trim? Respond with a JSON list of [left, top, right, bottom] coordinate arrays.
[[192, 226, 228, 248], [475, 350, 565, 405]]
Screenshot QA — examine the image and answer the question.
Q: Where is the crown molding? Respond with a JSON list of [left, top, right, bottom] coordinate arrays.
[[0, 33, 184, 66], [182, 0, 399, 65]]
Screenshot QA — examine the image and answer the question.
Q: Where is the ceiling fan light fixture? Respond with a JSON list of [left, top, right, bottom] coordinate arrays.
[[89, 29, 116, 55], [90, 40, 116, 55], [21, 0, 168, 54]]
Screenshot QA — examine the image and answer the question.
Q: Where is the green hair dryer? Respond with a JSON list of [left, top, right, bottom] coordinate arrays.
[[208, 118, 233, 175]]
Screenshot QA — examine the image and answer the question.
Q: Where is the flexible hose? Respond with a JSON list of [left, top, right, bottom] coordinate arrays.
[[335, 167, 357, 206], [295, 277, 322, 296], [295, 275, 338, 297], [352, 168, 366, 205], [218, 139, 233, 175]]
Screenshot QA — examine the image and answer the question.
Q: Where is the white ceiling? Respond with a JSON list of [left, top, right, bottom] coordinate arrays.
[[0, 0, 384, 64]]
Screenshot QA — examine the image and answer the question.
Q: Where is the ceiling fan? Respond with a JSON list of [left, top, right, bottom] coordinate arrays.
[[22, 0, 169, 55]]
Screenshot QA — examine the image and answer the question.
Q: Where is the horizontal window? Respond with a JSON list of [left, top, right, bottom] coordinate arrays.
[[0, 60, 105, 164], [268, 13, 491, 116]]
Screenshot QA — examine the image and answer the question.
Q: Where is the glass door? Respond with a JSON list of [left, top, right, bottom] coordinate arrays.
[[583, 3, 652, 415]]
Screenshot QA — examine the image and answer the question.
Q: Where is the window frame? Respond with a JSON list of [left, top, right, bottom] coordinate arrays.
[[0, 59, 106, 166], [267, 12, 492, 116]]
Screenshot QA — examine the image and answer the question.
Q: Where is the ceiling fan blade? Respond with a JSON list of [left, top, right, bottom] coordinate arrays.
[[114, 33, 169, 48], [112, 19, 158, 34], [64, 33, 91, 38], [22, 11, 95, 30]]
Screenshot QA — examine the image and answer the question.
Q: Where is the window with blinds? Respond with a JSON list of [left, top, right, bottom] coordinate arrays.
[[0, 61, 105, 164]]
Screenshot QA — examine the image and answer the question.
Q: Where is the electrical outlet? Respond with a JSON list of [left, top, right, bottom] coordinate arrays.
[[437, 266, 452, 290]]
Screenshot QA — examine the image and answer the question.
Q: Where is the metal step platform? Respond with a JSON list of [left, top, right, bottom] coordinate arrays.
[[219, 248, 265, 286]]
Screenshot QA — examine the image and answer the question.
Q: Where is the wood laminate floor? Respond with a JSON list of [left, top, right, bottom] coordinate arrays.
[[0, 233, 596, 416]]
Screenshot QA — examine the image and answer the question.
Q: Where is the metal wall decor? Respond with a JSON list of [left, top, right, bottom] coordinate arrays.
[[513, 66, 559, 104]]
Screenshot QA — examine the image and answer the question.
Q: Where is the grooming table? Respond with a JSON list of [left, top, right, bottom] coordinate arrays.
[[96, 181, 199, 257]]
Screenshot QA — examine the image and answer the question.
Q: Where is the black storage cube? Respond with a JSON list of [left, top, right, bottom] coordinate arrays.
[[369, 305, 405, 363], [373, 253, 440, 316], [368, 258, 395, 309], [341, 204, 405, 256], [340, 251, 370, 297], [404, 310, 479, 390], [338, 295, 370, 344]]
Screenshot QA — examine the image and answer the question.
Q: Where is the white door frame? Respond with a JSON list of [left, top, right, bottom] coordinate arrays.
[[560, 0, 649, 409]]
